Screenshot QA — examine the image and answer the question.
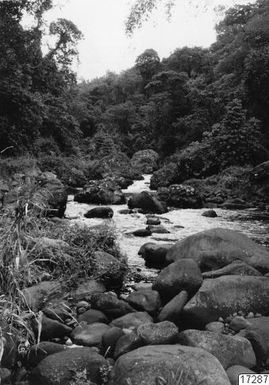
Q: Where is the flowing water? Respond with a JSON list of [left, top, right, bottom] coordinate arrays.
[[66, 175, 269, 277]]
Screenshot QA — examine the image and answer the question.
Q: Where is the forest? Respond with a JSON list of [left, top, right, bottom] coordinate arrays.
[[1, 0, 269, 185]]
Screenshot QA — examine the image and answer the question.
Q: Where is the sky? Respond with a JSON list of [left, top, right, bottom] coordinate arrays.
[[43, 0, 254, 81]]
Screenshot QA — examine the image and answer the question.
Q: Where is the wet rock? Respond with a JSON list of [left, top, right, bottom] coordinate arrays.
[[157, 290, 188, 323], [32, 315, 72, 341], [125, 289, 161, 315], [113, 332, 143, 359], [78, 309, 109, 325], [74, 179, 125, 205], [76, 301, 90, 312], [132, 228, 152, 237], [178, 329, 256, 370], [84, 207, 114, 218], [146, 225, 170, 234], [91, 251, 127, 290], [110, 312, 153, 329], [138, 242, 172, 268], [23, 281, 62, 312], [157, 184, 203, 209], [109, 345, 231, 385], [128, 191, 167, 214], [71, 323, 110, 348], [113, 176, 133, 189], [166, 228, 269, 273], [91, 292, 135, 319], [137, 321, 179, 345], [102, 327, 124, 357], [119, 209, 133, 214], [37, 176, 68, 218], [43, 302, 72, 323], [134, 282, 152, 291], [221, 198, 250, 210], [202, 260, 262, 278], [70, 280, 106, 301], [152, 259, 203, 301], [240, 317, 269, 361], [229, 316, 251, 332], [202, 210, 218, 218], [182, 276, 269, 328], [146, 217, 161, 226], [25, 342, 66, 368], [226, 366, 256, 385], [205, 322, 225, 333], [29, 347, 107, 385]]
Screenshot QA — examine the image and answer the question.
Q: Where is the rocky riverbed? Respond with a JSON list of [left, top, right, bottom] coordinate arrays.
[[2, 173, 269, 385], [66, 175, 269, 276]]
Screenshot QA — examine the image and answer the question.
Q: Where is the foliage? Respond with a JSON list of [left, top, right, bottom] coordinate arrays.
[[1, 0, 269, 182], [0, 0, 82, 154], [203, 98, 265, 169]]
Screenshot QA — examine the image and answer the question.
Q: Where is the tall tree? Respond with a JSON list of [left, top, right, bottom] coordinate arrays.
[[0, 0, 82, 153]]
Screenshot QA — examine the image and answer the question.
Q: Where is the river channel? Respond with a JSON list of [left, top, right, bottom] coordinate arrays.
[[66, 175, 269, 277]]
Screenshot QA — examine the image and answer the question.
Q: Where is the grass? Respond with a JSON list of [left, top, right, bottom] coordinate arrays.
[[0, 174, 125, 369]]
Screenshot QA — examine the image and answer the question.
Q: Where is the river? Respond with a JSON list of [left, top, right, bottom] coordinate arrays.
[[66, 175, 269, 277]]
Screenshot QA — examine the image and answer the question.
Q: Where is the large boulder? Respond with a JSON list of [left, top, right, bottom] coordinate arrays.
[[71, 323, 110, 348], [91, 251, 127, 290], [202, 209, 218, 218], [178, 329, 256, 370], [25, 342, 66, 368], [113, 332, 144, 359], [138, 242, 172, 268], [74, 179, 125, 205], [110, 312, 153, 329], [182, 276, 269, 328], [22, 281, 62, 312], [34, 174, 68, 218], [157, 290, 189, 323], [131, 150, 159, 174], [29, 347, 107, 385], [90, 292, 135, 319], [239, 317, 269, 361], [32, 315, 72, 341], [166, 228, 269, 273], [70, 279, 106, 301], [125, 289, 161, 315], [202, 260, 262, 279], [226, 366, 256, 385], [137, 321, 179, 345], [109, 345, 231, 385], [102, 327, 124, 357], [152, 259, 203, 301], [78, 309, 109, 325], [157, 184, 203, 209], [128, 191, 167, 214], [84, 207, 114, 218]]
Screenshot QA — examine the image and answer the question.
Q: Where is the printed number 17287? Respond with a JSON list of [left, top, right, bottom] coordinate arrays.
[[239, 374, 269, 384]]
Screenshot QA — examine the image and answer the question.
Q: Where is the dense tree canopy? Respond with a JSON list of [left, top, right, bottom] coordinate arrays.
[[1, 0, 269, 181], [0, 0, 82, 154]]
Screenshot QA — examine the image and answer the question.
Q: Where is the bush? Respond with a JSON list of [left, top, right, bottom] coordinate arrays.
[[37, 156, 103, 187]]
